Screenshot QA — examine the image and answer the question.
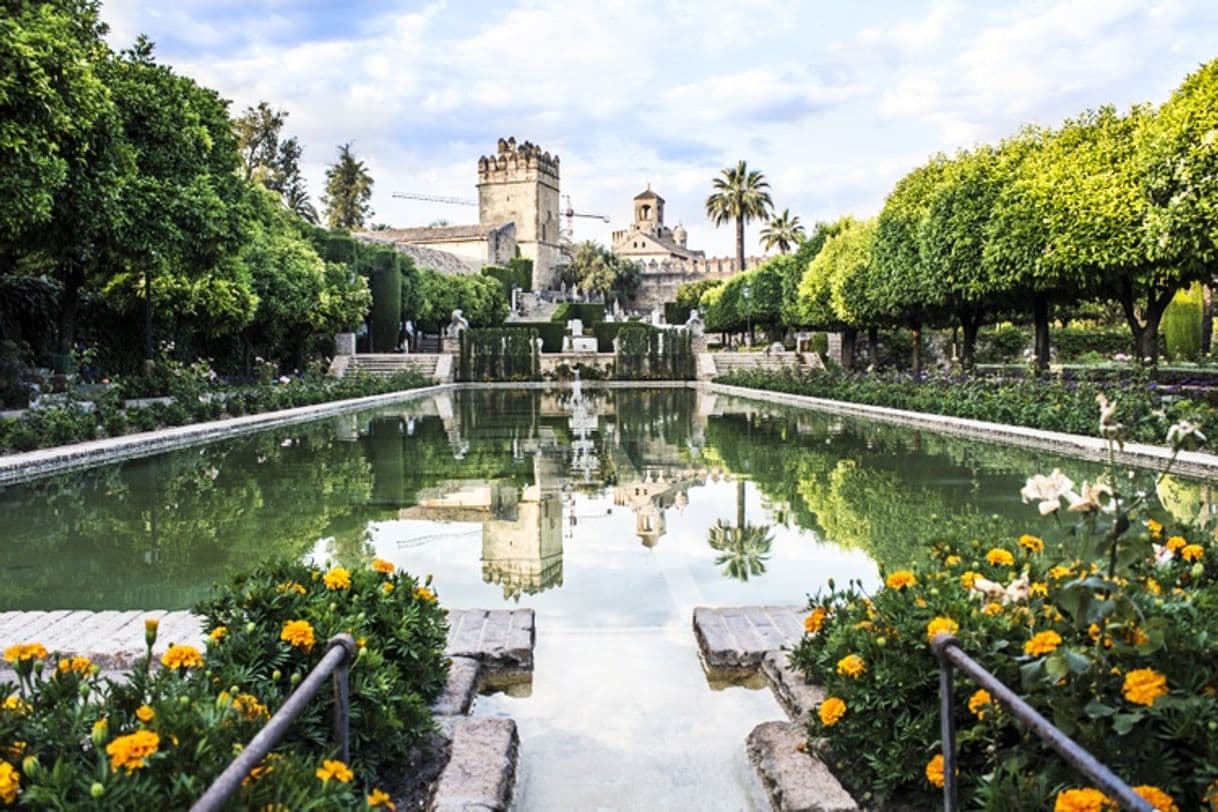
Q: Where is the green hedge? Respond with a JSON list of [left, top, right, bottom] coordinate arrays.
[[481, 263, 531, 299], [457, 327, 539, 382], [551, 303, 605, 325], [614, 324, 695, 380], [322, 234, 358, 265], [513, 321, 566, 352], [1164, 284, 1203, 361], [368, 249, 401, 352], [664, 302, 692, 325], [592, 322, 629, 353]]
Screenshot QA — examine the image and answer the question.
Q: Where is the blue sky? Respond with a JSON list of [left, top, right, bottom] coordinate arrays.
[[101, 0, 1218, 258]]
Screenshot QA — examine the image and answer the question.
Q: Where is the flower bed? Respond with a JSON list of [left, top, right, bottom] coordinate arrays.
[[0, 558, 449, 808], [0, 370, 432, 454], [790, 421, 1218, 810], [716, 367, 1218, 446]]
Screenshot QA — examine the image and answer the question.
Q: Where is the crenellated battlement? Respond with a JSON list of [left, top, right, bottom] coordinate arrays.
[[478, 136, 560, 183]]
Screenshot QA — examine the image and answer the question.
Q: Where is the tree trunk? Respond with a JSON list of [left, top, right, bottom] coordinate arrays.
[[910, 321, 922, 376], [1117, 276, 1174, 365], [868, 326, 879, 368], [736, 478, 746, 529], [841, 327, 857, 371], [959, 311, 982, 372], [1203, 283, 1213, 356], [1032, 293, 1050, 374], [57, 267, 84, 355], [735, 217, 746, 272], [144, 269, 154, 363]]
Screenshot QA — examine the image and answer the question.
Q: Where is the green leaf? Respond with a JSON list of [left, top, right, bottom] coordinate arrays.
[[1083, 700, 1115, 719], [1112, 713, 1141, 735]]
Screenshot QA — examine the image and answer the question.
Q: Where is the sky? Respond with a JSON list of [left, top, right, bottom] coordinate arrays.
[[99, 0, 1218, 258]]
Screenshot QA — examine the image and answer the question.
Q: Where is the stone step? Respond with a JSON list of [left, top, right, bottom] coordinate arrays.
[[693, 605, 805, 671], [430, 717, 518, 812], [747, 721, 858, 812]]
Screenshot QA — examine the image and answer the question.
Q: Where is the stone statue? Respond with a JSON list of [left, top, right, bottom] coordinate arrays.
[[685, 309, 704, 338], [447, 309, 470, 337]]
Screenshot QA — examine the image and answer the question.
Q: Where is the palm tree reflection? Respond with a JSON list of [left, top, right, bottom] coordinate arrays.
[[707, 480, 773, 581]]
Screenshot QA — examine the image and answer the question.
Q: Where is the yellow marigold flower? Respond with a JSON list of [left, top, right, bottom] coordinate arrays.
[[803, 606, 828, 634], [367, 788, 396, 809], [925, 753, 945, 788], [817, 697, 846, 727], [1145, 519, 1163, 539], [1165, 535, 1186, 553], [1030, 582, 1048, 597], [1122, 668, 1168, 707], [1125, 626, 1149, 646], [323, 567, 352, 591], [1, 696, 28, 715], [985, 548, 1015, 567], [277, 581, 307, 595], [1024, 630, 1062, 656], [242, 756, 275, 786], [1048, 565, 1073, 580], [413, 585, 437, 603], [106, 729, 160, 772], [1144, 577, 1162, 595], [926, 616, 959, 642], [981, 602, 1003, 616], [960, 571, 980, 589], [1054, 787, 1114, 811], [135, 705, 155, 723], [232, 693, 269, 722], [1018, 534, 1045, 554], [1132, 785, 1177, 812], [371, 559, 395, 574], [836, 654, 866, 679], [208, 626, 227, 643], [57, 656, 92, 675], [280, 619, 315, 652], [968, 689, 993, 719], [315, 758, 354, 783], [1181, 544, 1204, 562], [885, 570, 917, 590], [944, 554, 961, 566], [0, 760, 19, 805], [383, 582, 395, 595], [3, 643, 47, 664], [91, 718, 109, 746], [160, 644, 204, 670]]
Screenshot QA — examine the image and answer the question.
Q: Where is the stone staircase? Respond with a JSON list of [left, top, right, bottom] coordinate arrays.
[[700, 351, 821, 380], [329, 353, 452, 383]]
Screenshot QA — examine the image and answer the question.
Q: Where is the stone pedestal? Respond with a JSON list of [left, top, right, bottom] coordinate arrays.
[[334, 332, 356, 355], [825, 333, 842, 365]]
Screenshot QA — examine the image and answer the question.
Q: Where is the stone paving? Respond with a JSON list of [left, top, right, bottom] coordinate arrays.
[[694, 606, 857, 812]]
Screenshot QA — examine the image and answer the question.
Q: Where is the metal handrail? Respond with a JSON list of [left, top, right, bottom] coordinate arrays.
[[930, 634, 1153, 811], [191, 633, 358, 812]]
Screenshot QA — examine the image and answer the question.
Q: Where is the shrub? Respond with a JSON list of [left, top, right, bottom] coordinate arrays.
[[368, 250, 402, 353], [977, 325, 1030, 364], [513, 321, 566, 353], [790, 424, 1218, 809], [550, 303, 605, 325], [1164, 284, 1203, 362], [0, 558, 448, 808]]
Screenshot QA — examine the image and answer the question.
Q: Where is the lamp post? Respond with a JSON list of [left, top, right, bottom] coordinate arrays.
[[742, 283, 752, 347]]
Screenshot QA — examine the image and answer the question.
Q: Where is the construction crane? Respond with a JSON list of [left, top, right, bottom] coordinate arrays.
[[561, 195, 609, 237], [391, 192, 476, 206]]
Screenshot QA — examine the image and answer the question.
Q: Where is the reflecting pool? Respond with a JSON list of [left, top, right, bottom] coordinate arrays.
[[4, 387, 1211, 810]]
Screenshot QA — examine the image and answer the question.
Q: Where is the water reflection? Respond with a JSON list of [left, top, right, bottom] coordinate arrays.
[[3, 387, 1213, 610]]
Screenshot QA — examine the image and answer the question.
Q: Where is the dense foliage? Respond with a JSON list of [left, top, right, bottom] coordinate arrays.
[[457, 327, 539, 382], [613, 324, 694, 381], [715, 367, 1217, 445], [792, 420, 1217, 809], [0, 557, 448, 808]]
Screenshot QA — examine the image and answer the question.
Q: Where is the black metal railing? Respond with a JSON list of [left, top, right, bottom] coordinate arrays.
[[930, 634, 1153, 811], [190, 633, 357, 812]]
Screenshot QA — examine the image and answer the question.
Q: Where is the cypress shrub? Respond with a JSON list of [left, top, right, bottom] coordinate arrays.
[[1164, 283, 1203, 361], [323, 234, 358, 265], [369, 249, 402, 352]]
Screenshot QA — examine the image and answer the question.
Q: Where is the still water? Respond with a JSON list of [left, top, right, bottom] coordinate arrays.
[[4, 387, 1203, 810]]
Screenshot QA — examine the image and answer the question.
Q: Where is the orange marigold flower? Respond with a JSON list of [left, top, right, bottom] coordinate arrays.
[[57, 656, 93, 675], [1144, 577, 1162, 595], [1122, 668, 1168, 707], [885, 570, 917, 590], [836, 654, 866, 679], [315, 758, 354, 783], [804, 606, 828, 635], [413, 586, 437, 603], [944, 554, 962, 566], [926, 616, 959, 642], [985, 548, 1015, 567], [2, 696, 29, 715], [323, 567, 351, 590], [1164, 536, 1186, 553], [818, 697, 846, 727], [1145, 519, 1163, 539], [1132, 785, 1177, 812], [3, 643, 47, 664], [981, 602, 1002, 616], [106, 729, 160, 772], [1048, 565, 1073, 580], [1054, 787, 1114, 811], [232, 693, 269, 722], [1018, 534, 1045, 554], [277, 581, 307, 595], [208, 626, 227, 643], [383, 582, 395, 595], [967, 689, 992, 719], [1181, 544, 1204, 562], [367, 788, 396, 809], [371, 559, 395, 574], [160, 644, 204, 670], [1030, 582, 1048, 597], [925, 754, 945, 788], [135, 705, 155, 723], [960, 571, 980, 589], [280, 619, 315, 652], [1024, 630, 1062, 656], [0, 760, 19, 805]]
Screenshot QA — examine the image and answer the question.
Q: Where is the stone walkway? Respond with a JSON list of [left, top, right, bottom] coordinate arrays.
[[694, 606, 858, 812]]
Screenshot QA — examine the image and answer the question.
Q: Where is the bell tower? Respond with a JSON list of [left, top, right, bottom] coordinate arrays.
[[477, 137, 561, 289]]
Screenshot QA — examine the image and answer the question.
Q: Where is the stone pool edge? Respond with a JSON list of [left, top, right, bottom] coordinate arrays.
[[708, 381, 1218, 478], [0, 383, 460, 486]]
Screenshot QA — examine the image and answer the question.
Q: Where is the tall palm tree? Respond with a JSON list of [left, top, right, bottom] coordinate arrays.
[[759, 209, 805, 255], [705, 161, 773, 271]]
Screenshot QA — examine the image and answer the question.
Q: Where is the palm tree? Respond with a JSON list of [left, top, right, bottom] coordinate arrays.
[[759, 209, 805, 255], [705, 161, 773, 271]]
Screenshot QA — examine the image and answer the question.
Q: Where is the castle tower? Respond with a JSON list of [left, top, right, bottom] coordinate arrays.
[[477, 137, 561, 290], [633, 187, 664, 234]]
